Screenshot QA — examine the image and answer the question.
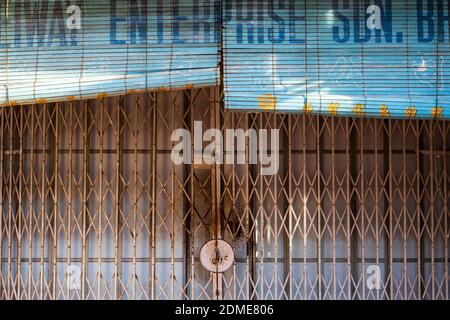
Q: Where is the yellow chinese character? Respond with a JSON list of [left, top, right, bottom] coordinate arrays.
[[303, 103, 313, 113], [36, 98, 48, 104], [328, 103, 340, 115], [405, 106, 417, 118], [431, 107, 443, 118], [353, 104, 366, 116], [380, 104, 391, 117], [257, 94, 277, 110]]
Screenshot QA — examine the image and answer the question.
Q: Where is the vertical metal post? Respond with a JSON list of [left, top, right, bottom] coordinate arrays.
[[350, 118, 358, 299], [417, 120, 425, 300], [402, 120, 407, 299], [303, 114, 308, 299], [317, 116, 323, 300], [150, 92, 157, 300], [285, 115, 292, 300], [360, 119, 366, 299], [170, 92, 175, 300], [50, 103, 59, 300], [443, 121, 448, 301], [258, 115, 264, 300], [67, 102, 73, 299], [246, 113, 256, 300], [97, 99, 104, 299], [6, 107, 12, 300], [0, 107, 4, 299], [182, 88, 193, 300], [115, 96, 124, 300], [17, 105, 24, 299], [212, 87, 223, 300], [81, 100, 91, 300], [387, 119, 393, 299], [131, 94, 139, 299], [429, 121, 436, 300], [38, 104, 46, 300], [189, 90, 196, 300], [345, 117, 351, 299], [374, 119, 380, 300], [331, 118, 336, 300]]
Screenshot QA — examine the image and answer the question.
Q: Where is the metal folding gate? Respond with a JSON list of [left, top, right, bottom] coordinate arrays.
[[1, 87, 449, 300]]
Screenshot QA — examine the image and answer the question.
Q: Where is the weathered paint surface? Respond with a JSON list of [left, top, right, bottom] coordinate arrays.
[[1, 0, 449, 119]]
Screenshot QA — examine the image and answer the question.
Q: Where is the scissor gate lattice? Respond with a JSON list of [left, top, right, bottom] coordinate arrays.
[[0, 87, 449, 300]]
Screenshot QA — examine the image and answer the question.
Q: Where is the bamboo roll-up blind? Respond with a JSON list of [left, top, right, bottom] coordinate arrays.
[[0, 0, 221, 106], [223, 0, 450, 119], [1, 0, 449, 120]]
